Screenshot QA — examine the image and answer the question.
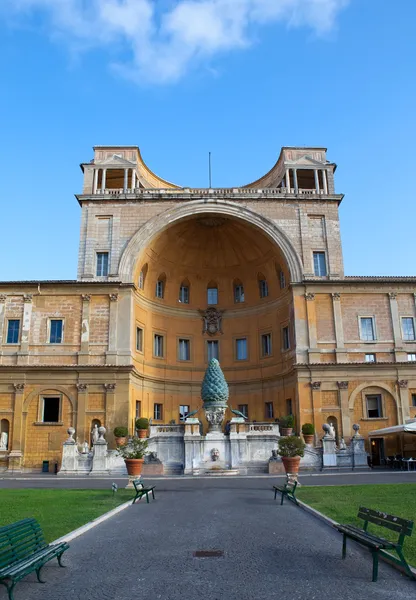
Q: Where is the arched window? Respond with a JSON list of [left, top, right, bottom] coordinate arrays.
[[0, 419, 9, 450], [207, 282, 218, 305], [276, 263, 286, 289], [155, 273, 166, 299], [138, 263, 148, 290], [233, 279, 245, 303], [179, 279, 190, 304], [258, 273, 268, 298]]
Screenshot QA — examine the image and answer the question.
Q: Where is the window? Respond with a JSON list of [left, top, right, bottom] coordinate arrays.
[[136, 327, 143, 352], [179, 405, 189, 421], [259, 279, 269, 298], [365, 353, 376, 363], [179, 285, 189, 304], [155, 279, 164, 299], [207, 340, 219, 361], [207, 287, 218, 305], [408, 354, 416, 362], [402, 317, 416, 341], [138, 264, 148, 289], [238, 404, 248, 418], [236, 338, 247, 360], [366, 394, 382, 419], [265, 402, 274, 419], [282, 326, 290, 351], [360, 317, 376, 341], [178, 338, 191, 361], [411, 394, 416, 408], [286, 398, 293, 415], [154, 403, 163, 420], [135, 401, 141, 419], [279, 271, 286, 289], [234, 283, 245, 303], [96, 252, 109, 276], [6, 320, 20, 344], [261, 333, 272, 357], [49, 319, 63, 344], [313, 252, 327, 277], [154, 334, 164, 358], [42, 397, 60, 423]]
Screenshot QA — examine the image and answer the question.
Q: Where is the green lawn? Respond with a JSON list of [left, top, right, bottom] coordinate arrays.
[[0, 489, 134, 542], [297, 484, 416, 566]]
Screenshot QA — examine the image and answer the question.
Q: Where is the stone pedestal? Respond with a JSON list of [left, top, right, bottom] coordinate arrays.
[[7, 450, 23, 472], [90, 427, 109, 475], [351, 434, 369, 469], [322, 435, 337, 467]]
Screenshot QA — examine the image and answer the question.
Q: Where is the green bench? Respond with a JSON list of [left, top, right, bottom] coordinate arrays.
[[334, 506, 415, 582], [273, 480, 298, 506], [132, 478, 156, 504], [0, 517, 69, 600]]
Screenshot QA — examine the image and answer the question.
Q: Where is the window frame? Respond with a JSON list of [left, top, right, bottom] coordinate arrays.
[[365, 353, 376, 363], [6, 319, 20, 344], [282, 325, 290, 351], [366, 394, 383, 419], [260, 332, 273, 358], [207, 287, 218, 305], [265, 402, 274, 419], [313, 251, 327, 277], [47, 318, 64, 344], [179, 285, 190, 304], [155, 279, 164, 299], [359, 316, 377, 342], [153, 403, 163, 421], [135, 400, 141, 419], [96, 251, 109, 277], [153, 333, 165, 359], [179, 405, 190, 422], [235, 337, 248, 361], [286, 398, 293, 416], [39, 394, 62, 424], [136, 325, 144, 353], [408, 353, 416, 362], [279, 271, 286, 289], [207, 339, 219, 362], [259, 279, 269, 299], [411, 394, 416, 408], [234, 284, 245, 304], [401, 316, 416, 341], [178, 338, 191, 361]]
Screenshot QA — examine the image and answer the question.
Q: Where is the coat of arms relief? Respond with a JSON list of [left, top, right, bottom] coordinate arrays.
[[199, 307, 224, 336]]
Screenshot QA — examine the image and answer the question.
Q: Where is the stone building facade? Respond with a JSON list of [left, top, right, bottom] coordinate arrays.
[[1, 145, 415, 470]]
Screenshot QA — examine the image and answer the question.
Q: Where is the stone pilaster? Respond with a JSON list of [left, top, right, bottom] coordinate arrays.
[[9, 383, 25, 471], [106, 294, 119, 364], [76, 383, 88, 446], [78, 294, 91, 365], [104, 383, 116, 442], [337, 381, 350, 438], [388, 293, 406, 361], [305, 294, 320, 362], [332, 293, 347, 363], [17, 294, 33, 364], [0, 295, 6, 362], [397, 380, 410, 423], [310, 381, 321, 432]]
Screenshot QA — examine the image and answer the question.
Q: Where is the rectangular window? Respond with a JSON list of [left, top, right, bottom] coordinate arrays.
[[6, 320, 20, 344], [136, 327, 143, 352], [282, 326, 290, 350], [154, 334, 164, 358], [265, 402, 274, 419], [207, 340, 219, 361], [408, 353, 416, 362], [179, 405, 189, 421], [286, 398, 292, 415], [49, 319, 63, 344], [261, 333, 272, 357], [135, 401, 141, 419], [179, 286, 189, 304], [360, 317, 376, 341], [154, 403, 163, 420], [259, 280, 268, 298], [42, 397, 60, 423], [236, 338, 248, 360], [402, 317, 416, 341], [365, 353, 376, 363], [411, 394, 416, 408], [234, 285, 245, 303], [238, 404, 248, 419], [155, 280, 164, 299], [178, 338, 191, 361], [366, 394, 382, 419], [279, 271, 286, 289], [207, 288, 218, 305], [96, 252, 109, 276], [313, 252, 327, 277]]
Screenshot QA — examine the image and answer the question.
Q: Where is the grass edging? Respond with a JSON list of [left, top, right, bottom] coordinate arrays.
[[51, 500, 132, 546], [296, 498, 416, 580]]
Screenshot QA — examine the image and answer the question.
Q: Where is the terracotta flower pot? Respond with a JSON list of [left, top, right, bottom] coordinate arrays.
[[115, 436, 127, 447], [137, 429, 148, 439], [281, 428, 293, 436], [281, 456, 301, 474], [303, 434, 314, 445], [124, 458, 144, 476]]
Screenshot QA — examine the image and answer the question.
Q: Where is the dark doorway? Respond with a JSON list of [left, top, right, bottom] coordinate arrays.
[[370, 438, 385, 466]]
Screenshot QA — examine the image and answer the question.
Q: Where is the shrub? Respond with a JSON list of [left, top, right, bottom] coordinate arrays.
[[278, 436, 305, 458], [301, 423, 315, 435], [280, 414, 295, 429], [113, 426, 128, 438], [117, 437, 148, 459], [135, 418, 149, 430]]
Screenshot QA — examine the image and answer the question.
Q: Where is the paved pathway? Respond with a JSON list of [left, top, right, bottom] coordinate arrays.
[[12, 479, 416, 600]]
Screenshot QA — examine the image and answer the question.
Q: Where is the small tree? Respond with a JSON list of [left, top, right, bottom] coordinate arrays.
[[113, 426, 128, 438], [278, 436, 305, 458], [135, 418, 149, 430], [280, 415, 295, 429], [301, 423, 315, 435]]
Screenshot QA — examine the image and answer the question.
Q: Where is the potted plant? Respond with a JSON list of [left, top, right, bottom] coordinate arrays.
[[277, 436, 305, 474], [135, 418, 149, 439], [301, 423, 315, 445], [280, 414, 294, 436], [117, 437, 148, 476], [113, 426, 128, 447]]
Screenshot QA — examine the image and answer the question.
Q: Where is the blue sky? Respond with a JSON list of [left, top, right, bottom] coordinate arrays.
[[1, 0, 415, 280]]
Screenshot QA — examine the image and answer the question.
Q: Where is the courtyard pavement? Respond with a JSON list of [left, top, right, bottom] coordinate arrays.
[[10, 478, 416, 600]]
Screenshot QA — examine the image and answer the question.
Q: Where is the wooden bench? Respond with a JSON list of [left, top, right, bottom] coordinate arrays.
[[0, 517, 70, 600], [334, 506, 415, 582], [273, 480, 298, 506], [132, 478, 156, 504]]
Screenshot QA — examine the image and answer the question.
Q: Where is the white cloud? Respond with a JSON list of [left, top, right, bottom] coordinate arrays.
[[1, 0, 350, 83]]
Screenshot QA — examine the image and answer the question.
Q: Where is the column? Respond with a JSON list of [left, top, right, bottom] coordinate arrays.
[[124, 168, 128, 192], [78, 294, 91, 365], [314, 169, 319, 193], [285, 168, 290, 191], [305, 293, 320, 362], [337, 381, 351, 438], [332, 293, 347, 363], [397, 380, 410, 424], [93, 169, 98, 194], [9, 383, 25, 470], [104, 383, 116, 445], [0, 295, 6, 350], [322, 169, 328, 195], [18, 294, 33, 363], [310, 381, 321, 434], [76, 383, 88, 447], [388, 292, 405, 361], [106, 294, 118, 364], [132, 170, 136, 190], [293, 169, 298, 194], [101, 168, 107, 192]]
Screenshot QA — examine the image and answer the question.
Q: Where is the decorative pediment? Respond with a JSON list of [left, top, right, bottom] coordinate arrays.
[[94, 154, 136, 167], [285, 155, 326, 167]]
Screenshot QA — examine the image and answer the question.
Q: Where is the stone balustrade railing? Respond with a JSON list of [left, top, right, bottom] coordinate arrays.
[[248, 422, 280, 435], [87, 187, 330, 198], [149, 424, 185, 437]]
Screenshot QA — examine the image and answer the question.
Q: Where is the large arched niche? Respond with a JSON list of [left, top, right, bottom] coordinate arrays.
[[119, 200, 303, 284]]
